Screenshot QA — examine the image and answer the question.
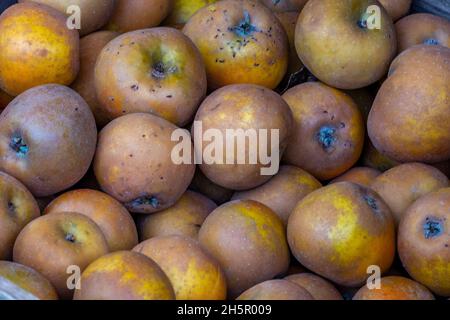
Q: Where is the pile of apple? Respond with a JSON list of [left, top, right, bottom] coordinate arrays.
[[0, 0, 449, 300]]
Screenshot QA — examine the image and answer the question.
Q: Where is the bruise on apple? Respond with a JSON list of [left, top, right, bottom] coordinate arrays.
[[183, 0, 289, 90]]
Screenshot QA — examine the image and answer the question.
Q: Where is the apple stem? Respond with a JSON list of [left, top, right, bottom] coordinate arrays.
[[65, 233, 76, 243], [128, 196, 159, 209]]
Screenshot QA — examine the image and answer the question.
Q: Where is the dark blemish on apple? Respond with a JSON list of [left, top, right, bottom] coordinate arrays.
[[10, 135, 29, 157], [142, 134, 146, 138], [127, 196, 160, 209], [7, 202, 15, 215], [254, 63, 260, 67], [230, 10, 258, 37], [363, 195, 378, 212], [340, 122, 346, 128], [65, 233, 76, 243], [316, 125, 337, 152], [131, 84, 139, 91], [129, 154, 133, 158], [166, 95, 172, 98], [423, 217, 443, 239], [423, 38, 440, 46]]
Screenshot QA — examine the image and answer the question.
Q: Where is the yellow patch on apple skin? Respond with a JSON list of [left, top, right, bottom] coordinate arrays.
[[235, 201, 285, 252], [408, 256, 450, 296], [164, 258, 226, 300], [82, 253, 174, 300], [0, 9, 77, 96]]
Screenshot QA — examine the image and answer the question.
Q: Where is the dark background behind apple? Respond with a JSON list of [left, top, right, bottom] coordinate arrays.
[[413, 0, 450, 19]]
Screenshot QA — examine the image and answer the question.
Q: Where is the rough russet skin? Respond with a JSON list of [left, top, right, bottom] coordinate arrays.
[[74, 251, 175, 300], [106, 0, 173, 33], [133, 235, 227, 300], [0, 261, 58, 300], [19, 0, 116, 36], [0, 2, 79, 96], [370, 163, 449, 225], [368, 45, 450, 163], [44, 189, 138, 251], [353, 276, 434, 300], [13, 212, 109, 299], [193, 84, 293, 190], [137, 190, 217, 241], [378, 0, 411, 21], [395, 13, 450, 52], [232, 165, 322, 225], [287, 182, 395, 287], [199, 200, 290, 298], [285, 273, 343, 300], [183, 0, 289, 90], [283, 82, 365, 181], [0, 172, 40, 260], [331, 167, 381, 188], [275, 11, 303, 75], [164, 0, 218, 28], [398, 188, 450, 297], [295, 0, 397, 89], [0, 84, 97, 197], [95, 27, 207, 126], [237, 279, 314, 300], [71, 31, 119, 127], [259, 0, 308, 12], [94, 113, 195, 214]]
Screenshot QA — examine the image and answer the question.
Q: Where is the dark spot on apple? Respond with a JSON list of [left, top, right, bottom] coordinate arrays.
[[230, 10, 258, 37], [316, 125, 337, 152], [127, 196, 160, 209], [10, 135, 28, 157], [131, 84, 139, 91], [423, 217, 443, 239], [65, 233, 76, 243], [363, 195, 378, 212], [423, 38, 440, 46], [7, 201, 15, 214]]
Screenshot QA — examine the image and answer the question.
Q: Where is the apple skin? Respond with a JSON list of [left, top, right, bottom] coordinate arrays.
[[13, 212, 109, 299], [44, 189, 138, 251], [368, 45, 450, 163], [396, 13, 450, 53], [106, 0, 173, 33], [370, 163, 449, 226], [183, 0, 289, 90], [137, 190, 216, 241], [18, 0, 116, 36], [378, 0, 411, 21], [133, 235, 227, 300], [73, 251, 175, 300], [282, 82, 365, 181], [0, 84, 97, 197], [353, 276, 434, 300], [0, 172, 40, 260], [275, 11, 303, 75], [232, 165, 322, 225], [285, 273, 343, 300], [0, 261, 58, 300], [295, 0, 397, 89], [93, 113, 195, 214], [163, 0, 217, 28], [398, 188, 450, 297], [287, 182, 395, 287], [0, 2, 79, 96], [259, 0, 308, 12], [71, 31, 119, 127], [237, 279, 313, 300], [95, 27, 207, 127], [331, 167, 381, 188]]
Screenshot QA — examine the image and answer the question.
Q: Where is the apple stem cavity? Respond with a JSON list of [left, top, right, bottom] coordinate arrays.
[[230, 10, 258, 37], [10, 135, 28, 157], [357, 11, 372, 29], [316, 125, 337, 152], [65, 233, 76, 243], [128, 196, 160, 209], [423, 217, 443, 239], [423, 38, 440, 46], [151, 62, 177, 79]]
